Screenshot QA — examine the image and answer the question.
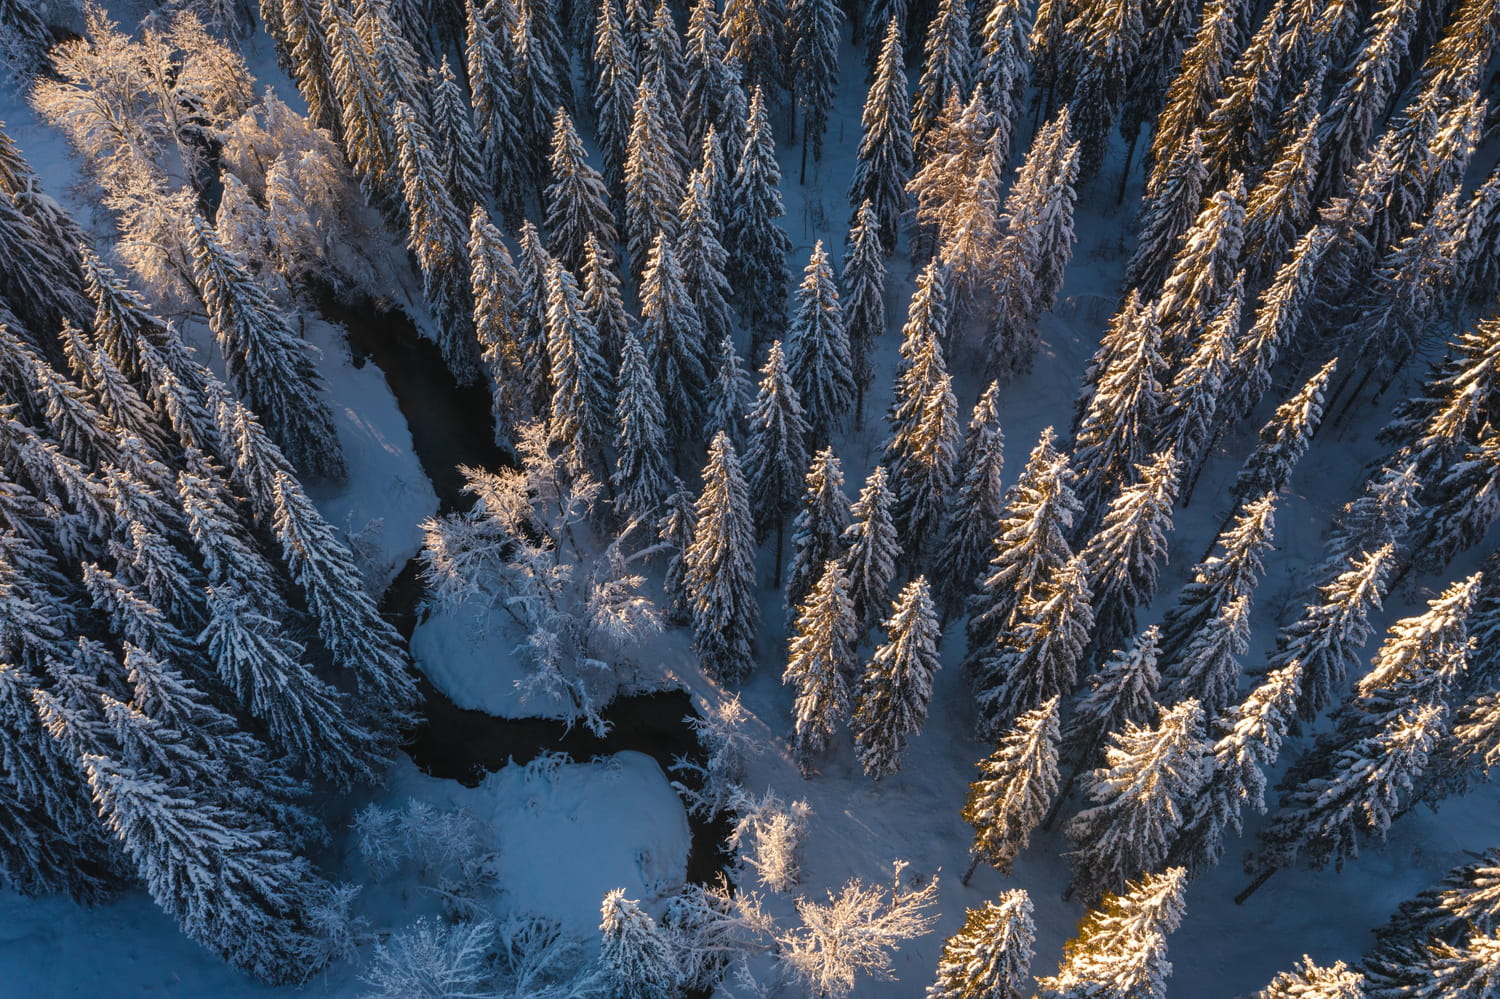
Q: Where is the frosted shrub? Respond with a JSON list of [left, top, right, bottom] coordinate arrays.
[[362, 918, 495, 999], [663, 878, 775, 992], [354, 800, 498, 918], [672, 694, 759, 819], [728, 791, 812, 893], [492, 913, 606, 998]]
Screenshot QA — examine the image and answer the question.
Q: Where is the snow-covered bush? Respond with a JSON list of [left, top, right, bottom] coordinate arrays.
[[353, 799, 499, 920], [671, 694, 760, 819], [362, 918, 495, 999], [492, 912, 606, 999], [421, 423, 663, 735], [663, 878, 775, 992], [728, 791, 812, 893]]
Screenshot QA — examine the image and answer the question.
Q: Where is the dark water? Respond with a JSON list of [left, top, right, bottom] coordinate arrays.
[[332, 295, 731, 886]]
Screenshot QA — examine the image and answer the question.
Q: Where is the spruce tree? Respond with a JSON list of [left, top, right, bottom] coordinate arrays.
[[1158, 278, 1240, 482], [624, 82, 685, 281], [546, 108, 617, 272], [912, 0, 973, 149], [657, 484, 696, 625], [744, 341, 810, 582], [788, 0, 842, 168], [926, 890, 1035, 999], [704, 332, 754, 446], [1064, 700, 1209, 904], [842, 200, 888, 424], [961, 697, 1061, 882], [842, 465, 901, 640], [1153, 175, 1245, 365], [1163, 593, 1251, 719], [1058, 0, 1143, 178], [854, 575, 942, 778], [1242, 102, 1322, 283], [685, 432, 759, 682], [1227, 226, 1332, 422], [850, 18, 915, 254], [466, 0, 522, 217], [1065, 625, 1163, 767], [1036, 868, 1189, 999], [469, 206, 530, 436], [599, 889, 680, 999], [683, 0, 732, 149], [581, 233, 632, 369], [676, 161, 733, 347], [786, 242, 855, 444], [934, 382, 1005, 618], [721, 0, 786, 97], [726, 87, 792, 351], [1145, 0, 1238, 194], [975, 0, 1032, 159], [510, 0, 566, 196], [1230, 358, 1336, 511], [544, 260, 613, 475], [638, 231, 710, 451], [786, 448, 852, 612], [592, 0, 638, 195], [784, 560, 857, 766], [185, 215, 346, 482], [427, 57, 486, 214], [613, 329, 674, 521], [1123, 131, 1209, 298]]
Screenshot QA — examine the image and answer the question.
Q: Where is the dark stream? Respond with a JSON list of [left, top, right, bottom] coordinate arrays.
[[323, 294, 732, 887]]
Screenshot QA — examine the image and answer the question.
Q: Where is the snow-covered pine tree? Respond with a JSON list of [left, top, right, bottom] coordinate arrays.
[[927, 891, 1034, 999], [1153, 175, 1245, 367], [685, 432, 759, 682], [185, 214, 345, 482], [80, 752, 337, 984], [1242, 88, 1322, 283], [641, 0, 688, 110], [1415, 430, 1500, 576], [638, 231, 710, 453], [986, 107, 1079, 380], [468, 206, 529, 437], [726, 86, 792, 352], [683, 0, 732, 150], [721, 0, 785, 97], [322, 0, 398, 200], [703, 332, 754, 446], [1193, 1, 1285, 189], [624, 82, 685, 281], [546, 107, 617, 272], [1229, 357, 1336, 515], [1057, 0, 1142, 179], [913, 0, 973, 151], [1117, 0, 1198, 180], [657, 484, 695, 624], [613, 329, 674, 522], [544, 259, 613, 475], [975, 554, 1093, 734], [975, 0, 1032, 163], [786, 448, 852, 612], [964, 427, 1079, 670], [745, 341, 810, 582], [933, 382, 1005, 619], [850, 18, 915, 254], [1157, 491, 1275, 671], [1079, 448, 1180, 661], [1144, 0, 1238, 195], [1318, 464, 1418, 583], [784, 559, 856, 766], [1170, 660, 1301, 876], [1227, 226, 1332, 422], [510, 0, 566, 198], [466, 0, 523, 218], [854, 575, 941, 778], [599, 889, 680, 999], [842, 464, 901, 640], [842, 200, 887, 425], [961, 696, 1061, 882], [269, 470, 416, 730], [1064, 700, 1209, 904], [1036, 867, 1189, 999], [581, 233, 632, 370], [427, 58, 486, 215], [1162, 592, 1251, 718], [676, 159, 733, 348], [1065, 625, 1163, 767], [592, 0, 638, 196], [1070, 291, 1165, 526], [788, 0, 841, 170], [391, 101, 479, 385], [1157, 277, 1241, 487], [1123, 130, 1209, 298], [786, 242, 855, 444]]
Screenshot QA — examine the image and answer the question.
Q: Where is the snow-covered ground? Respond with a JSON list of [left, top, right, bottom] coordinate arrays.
[[3, 12, 1499, 999]]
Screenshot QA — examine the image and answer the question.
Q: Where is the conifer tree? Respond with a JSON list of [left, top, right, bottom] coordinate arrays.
[[842, 200, 888, 424], [934, 382, 1005, 618], [1243, 106, 1322, 283], [322, 0, 397, 199], [1117, 0, 1198, 172], [428, 57, 486, 214], [1227, 226, 1332, 422], [786, 448, 852, 612], [1153, 175, 1245, 364], [986, 108, 1080, 380], [391, 101, 479, 385], [961, 697, 1061, 882], [1230, 360, 1334, 516], [641, 0, 688, 108], [842, 465, 901, 639], [683, 0, 732, 149], [469, 206, 530, 436], [639, 231, 710, 451], [745, 342, 810, 581], [721, 0, 786, 97], [1163, 593, 1251, 719], [975, 555, 1093, 733], [965, 428, 1079, 666], [1036, 868, 1189, 999], [976, 0, 1032, 157], [1145, 0, 1238, 194], [185, 215, 345, 482], [546, 108, 617, 273], [926, 890, 1035, 999], [657, 485, 696, 624], [1070, 292, 1165, 525], [544, 260, 613, 474], [726, 87, 792, 350], [912, 0, 973, 148], [1123, 131, 1209, 298], [784, 560, 856, 765], [599, 889, 680, 999], [1415, 431, 1500, 575], [1064, 700, 1209, 904], [1158, 278, 1240, 480], [511, 0, 566, 196], [786, 242, 855, 444], [850, 19, 915, 254], [704, 332, 754, 446], [854, 575, 942, 778], [1158, 492, 1276, 671], [685, 432, 759, 682], [676, 161, 733, 347], [1194, 3, 1285, 188], [613, 329, 674, 522], [1058, 0, 1143, 178], [1065, 625, 1164, 767], [788, 0, 842, 169], [625, 83, 685, 281], [592, 0, 638, 195], [1079, 449, 1180, 660], [581, 234, 631, 369], [466, 0, 522, 217]]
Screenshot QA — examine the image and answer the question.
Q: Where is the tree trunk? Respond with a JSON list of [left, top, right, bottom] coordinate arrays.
[[960, 852, 983, 886], [1235, 866, 1276, 905], [772, 516, 786, 589], [1117, 129, 1140, 206]]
